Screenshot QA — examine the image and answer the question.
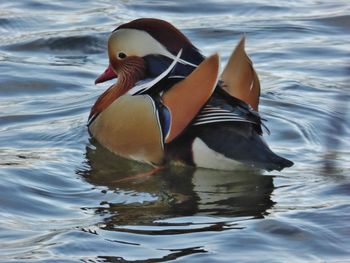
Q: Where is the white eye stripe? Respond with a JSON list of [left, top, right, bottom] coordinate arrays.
[[109, 29, 198, 67], [110, 29, 172, 58]]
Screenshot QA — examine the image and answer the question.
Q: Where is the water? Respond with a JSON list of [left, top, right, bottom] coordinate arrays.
[[1, 0, 349, 262]]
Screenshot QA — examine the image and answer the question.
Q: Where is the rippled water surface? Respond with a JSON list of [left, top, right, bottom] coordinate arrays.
[[1, 0, 350, 262]]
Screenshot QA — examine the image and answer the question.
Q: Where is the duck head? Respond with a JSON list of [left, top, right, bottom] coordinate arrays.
[[90, 18, 205, 122], [95, 18, 204, 86]]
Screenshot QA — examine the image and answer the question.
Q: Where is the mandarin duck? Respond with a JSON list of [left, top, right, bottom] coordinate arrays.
[[88, 18, 293, 171]]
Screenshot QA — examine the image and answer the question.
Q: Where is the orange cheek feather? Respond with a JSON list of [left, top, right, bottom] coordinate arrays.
[[89, 57, 146, 121]]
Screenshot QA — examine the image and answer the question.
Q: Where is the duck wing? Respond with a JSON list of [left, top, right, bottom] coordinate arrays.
[[193, 88, 265, 135], [221, 36, 260, 111]]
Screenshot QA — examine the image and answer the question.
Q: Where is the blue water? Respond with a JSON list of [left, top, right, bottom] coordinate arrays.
[[0, 0, 349, 262]]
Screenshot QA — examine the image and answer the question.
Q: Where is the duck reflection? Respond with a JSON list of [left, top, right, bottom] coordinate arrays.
[[79, 141, 275, 226]]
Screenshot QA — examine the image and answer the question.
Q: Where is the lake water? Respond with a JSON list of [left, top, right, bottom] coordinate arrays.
[[1, 0, 349, 262]]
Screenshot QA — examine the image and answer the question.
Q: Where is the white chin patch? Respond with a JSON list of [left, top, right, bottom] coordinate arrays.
[[192, 138, 242, 171]]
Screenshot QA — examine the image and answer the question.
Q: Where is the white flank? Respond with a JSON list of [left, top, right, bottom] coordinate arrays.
[[192, 138, 242, 171]]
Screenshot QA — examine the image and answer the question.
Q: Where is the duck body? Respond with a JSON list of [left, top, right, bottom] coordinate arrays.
[[164, 90, 292, 171], [88, 18, 293, 171]]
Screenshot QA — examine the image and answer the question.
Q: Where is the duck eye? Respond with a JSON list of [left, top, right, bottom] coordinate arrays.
[[117, 52, 127, 59]]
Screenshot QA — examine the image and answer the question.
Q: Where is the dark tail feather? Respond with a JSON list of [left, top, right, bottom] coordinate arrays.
[[196, 123, 294, 172], [237, 137, 294, 172], [260, 151, 294, 172]]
